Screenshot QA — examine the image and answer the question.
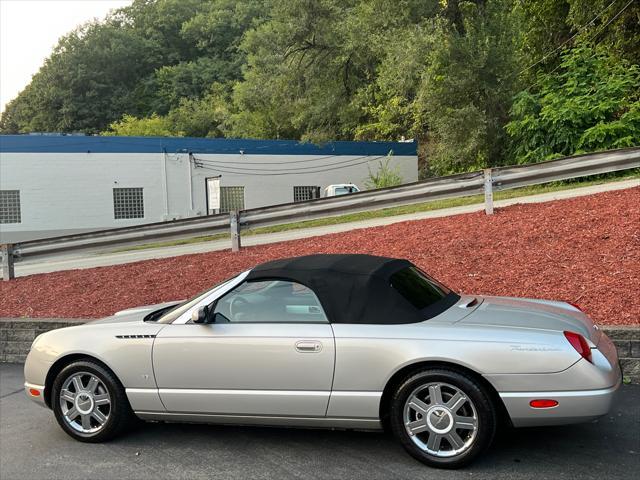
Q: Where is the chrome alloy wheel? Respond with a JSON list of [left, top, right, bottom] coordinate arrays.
[[403, 382, 478, 458], [59, 372, 111, 435]]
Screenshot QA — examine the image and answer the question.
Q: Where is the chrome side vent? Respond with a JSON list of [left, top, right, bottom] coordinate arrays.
[[115, 334, 156, 339]]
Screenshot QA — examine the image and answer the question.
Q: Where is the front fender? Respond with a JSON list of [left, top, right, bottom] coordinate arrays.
[[25, 321, 165, 391]]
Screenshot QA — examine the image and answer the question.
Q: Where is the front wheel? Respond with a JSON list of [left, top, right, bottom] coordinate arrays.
[[52, 360, 133, 442], [389, 368, 497, 469]]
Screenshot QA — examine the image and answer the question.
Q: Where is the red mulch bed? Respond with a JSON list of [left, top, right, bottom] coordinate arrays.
[[1, 187, 638, 325]]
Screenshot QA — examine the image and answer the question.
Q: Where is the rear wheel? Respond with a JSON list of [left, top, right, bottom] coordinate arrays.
[[389, 368, 496, 469], [52, 360, 133, 442]]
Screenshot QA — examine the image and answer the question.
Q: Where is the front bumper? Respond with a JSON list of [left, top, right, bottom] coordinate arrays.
[[499, 377, 622, 427], [23, 340, 54, 408], [24, 382, 47, 407]]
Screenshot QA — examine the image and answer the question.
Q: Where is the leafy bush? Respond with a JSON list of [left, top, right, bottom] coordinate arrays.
[[365, 155, 403, 189], [507, 45, 640, 164], [105, 114, 178, 137]]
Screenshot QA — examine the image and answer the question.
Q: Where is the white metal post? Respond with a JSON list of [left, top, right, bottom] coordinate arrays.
[[1, 244, 15, 281], [484, 168, 494, 215], [187, 153, 194, 212], [229, 211, 241, 252], [161, 151, 169, 218]]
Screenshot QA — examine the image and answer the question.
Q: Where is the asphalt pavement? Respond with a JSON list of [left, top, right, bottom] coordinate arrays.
[[1, 363, 638, 480]]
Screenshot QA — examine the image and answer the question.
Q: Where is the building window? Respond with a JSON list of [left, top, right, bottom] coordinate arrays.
[[220, 186, 245, 213], [113, 187, 144, 219], [0, 190, 21, 224], [293, 186, 321, 202]]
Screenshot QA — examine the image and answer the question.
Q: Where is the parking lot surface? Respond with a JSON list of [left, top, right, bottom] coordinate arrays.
[[1, 363, 638, 480]]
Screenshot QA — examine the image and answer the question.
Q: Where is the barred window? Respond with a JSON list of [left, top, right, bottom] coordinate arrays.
[[293, 186, 321, 202], [220, 186, 245, 213], [0, 190, 21, 224], [113, 188, 144, 219]]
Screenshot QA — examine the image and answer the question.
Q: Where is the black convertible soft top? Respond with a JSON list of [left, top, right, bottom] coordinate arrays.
[[246, 254, 460, 324]]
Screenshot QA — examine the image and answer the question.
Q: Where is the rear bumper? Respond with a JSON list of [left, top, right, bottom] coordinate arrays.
[[499, 333, 623, 428], [499, 377, 621, 427], [497, 329, 623, 427]]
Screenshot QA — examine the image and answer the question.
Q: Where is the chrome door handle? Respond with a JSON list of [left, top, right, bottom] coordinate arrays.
[[295, 340, 322, 353]]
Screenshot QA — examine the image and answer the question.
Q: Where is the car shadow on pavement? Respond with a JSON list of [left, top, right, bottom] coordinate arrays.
[[114, 388, 636, 478]]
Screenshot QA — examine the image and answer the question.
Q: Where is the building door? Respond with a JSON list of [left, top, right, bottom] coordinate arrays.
[[205, 176, 221, 215]]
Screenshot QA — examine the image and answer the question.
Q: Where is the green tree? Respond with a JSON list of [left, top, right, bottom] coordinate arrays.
[[507, 45, 640, 163], [515, 0, 640, 79], [566, 0, 640, 65], [353, 25, 436, 142], [105, 114, 179, 137], [230, 1, 454, 141], [514, 0, 572, 79], [104, 84, 232, 138], [165, 84, 232, 137], [152, 58, 229, 114], [0, 0, 263, 134], [355, 1, 518, 175], [418, 1, 518, 174], [3, 0, 637, 180], [1, 17, 155, 133], [229, 0, 359, 141]]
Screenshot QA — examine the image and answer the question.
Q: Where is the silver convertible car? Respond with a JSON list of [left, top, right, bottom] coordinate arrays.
[[24, 254, 621, 468]]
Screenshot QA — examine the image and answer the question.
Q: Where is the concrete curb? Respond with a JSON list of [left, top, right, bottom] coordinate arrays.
[[0, 317, 88, 363], [602, 326, 640, 384], [1, 318, 638, 383]]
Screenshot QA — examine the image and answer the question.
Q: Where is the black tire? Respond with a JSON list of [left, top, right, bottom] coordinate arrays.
[[52, 360, 134, 443], [389, 368, 496, 469]]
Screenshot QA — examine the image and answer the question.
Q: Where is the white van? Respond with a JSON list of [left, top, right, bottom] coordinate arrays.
[[323, 183, 360, 197]]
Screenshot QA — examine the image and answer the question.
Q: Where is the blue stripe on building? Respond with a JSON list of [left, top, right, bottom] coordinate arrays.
[[0, 135, 417, 156]]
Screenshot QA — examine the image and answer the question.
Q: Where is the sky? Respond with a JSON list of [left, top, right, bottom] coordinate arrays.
[[0, 0, 132, 113]]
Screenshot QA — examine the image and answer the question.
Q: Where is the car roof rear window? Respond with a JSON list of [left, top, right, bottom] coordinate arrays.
[[390, 266, 451, 310]]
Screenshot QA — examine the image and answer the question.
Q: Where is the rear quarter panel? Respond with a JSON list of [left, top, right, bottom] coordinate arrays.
[[331, 322, 581, 392]]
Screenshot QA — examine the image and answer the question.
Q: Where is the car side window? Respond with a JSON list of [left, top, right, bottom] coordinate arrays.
[[211, 280, 329, 324], [390, 266, 451, 310]]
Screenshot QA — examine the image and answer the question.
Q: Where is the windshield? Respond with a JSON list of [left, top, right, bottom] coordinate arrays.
[[334, 186, 357, 195], [153, 276, 236, 324]]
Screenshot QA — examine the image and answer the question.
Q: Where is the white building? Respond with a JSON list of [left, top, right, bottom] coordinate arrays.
[[0, 135, 417, 242]]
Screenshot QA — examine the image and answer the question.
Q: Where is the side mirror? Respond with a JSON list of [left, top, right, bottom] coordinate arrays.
[[191, 305, 209, 324]]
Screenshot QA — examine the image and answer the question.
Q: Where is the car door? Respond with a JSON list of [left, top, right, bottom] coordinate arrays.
[[153, 279, 335, 417]]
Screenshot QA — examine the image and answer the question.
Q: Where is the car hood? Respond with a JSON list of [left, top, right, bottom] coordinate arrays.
[[460, 295, 601, 344], [88, 301, 182, 325]]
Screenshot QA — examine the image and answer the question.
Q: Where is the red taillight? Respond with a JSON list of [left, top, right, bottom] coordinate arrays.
[[28, 388, 40, 397], [529, 399, 558, 408], [567, 302, 583, 312], [564, 331, 592, 363]]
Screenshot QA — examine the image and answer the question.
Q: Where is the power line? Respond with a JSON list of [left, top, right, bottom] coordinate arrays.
[[515, 0, 619, 78], [523, 0, 636, 92], [192, 153, 384, 172], [193, 155, 387, 176], [589, 0, 636, 42], [193, 155, 385, 175], [190, 153, 341, 165]]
